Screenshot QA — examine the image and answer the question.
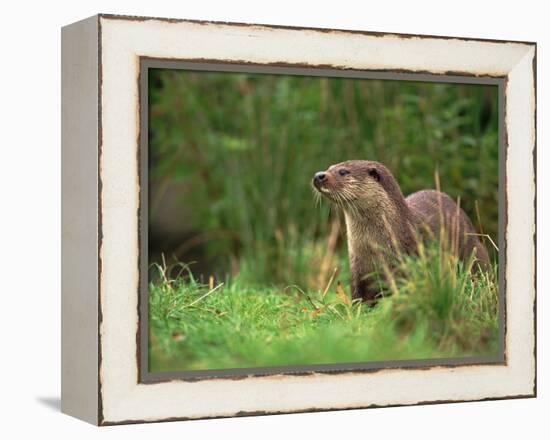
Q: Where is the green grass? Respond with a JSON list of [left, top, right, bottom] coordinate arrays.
[[148, 242, 500, 373]]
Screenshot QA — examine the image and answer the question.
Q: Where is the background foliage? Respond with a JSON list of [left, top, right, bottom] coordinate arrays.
[[149, 69, 498, 291]]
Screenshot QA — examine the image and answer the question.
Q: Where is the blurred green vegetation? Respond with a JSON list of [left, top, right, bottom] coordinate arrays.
[[149, 69, 498, 290]]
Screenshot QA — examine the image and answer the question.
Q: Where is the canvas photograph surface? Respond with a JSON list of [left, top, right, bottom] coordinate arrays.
[[144, 67, 501, 375]]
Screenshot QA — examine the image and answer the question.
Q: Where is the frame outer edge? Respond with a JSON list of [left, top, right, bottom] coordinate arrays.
[[61, 14, 100, 425], [97, 12, 537, 46], [531, 44, 537, 398], [95, 15, 537, 425]]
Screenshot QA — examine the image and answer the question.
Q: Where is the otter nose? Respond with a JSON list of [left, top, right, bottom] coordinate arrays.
[[314, 172, 327, 183]]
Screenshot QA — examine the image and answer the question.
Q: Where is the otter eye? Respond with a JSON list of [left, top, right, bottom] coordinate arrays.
[[339, 169, 350, 176], [368, 168, 380, 181]]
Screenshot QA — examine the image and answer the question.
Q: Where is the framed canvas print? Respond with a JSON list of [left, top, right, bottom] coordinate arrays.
[[61, 14, 537, 425]]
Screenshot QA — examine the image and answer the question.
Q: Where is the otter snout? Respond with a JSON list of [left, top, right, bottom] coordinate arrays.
[[313, 171, 331, 193], [313, 170, 336, 194], [313, 172, 327, 185]]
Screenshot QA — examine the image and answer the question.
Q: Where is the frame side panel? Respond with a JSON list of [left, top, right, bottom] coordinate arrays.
[[61, 15, 100, 425]]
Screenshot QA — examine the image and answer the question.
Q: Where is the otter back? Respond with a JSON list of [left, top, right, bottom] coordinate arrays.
[[406, 189, 490, 270]]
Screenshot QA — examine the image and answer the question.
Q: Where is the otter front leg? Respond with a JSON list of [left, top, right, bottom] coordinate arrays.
[[349, 255, 381, 303], [351, 277, 380, 303]]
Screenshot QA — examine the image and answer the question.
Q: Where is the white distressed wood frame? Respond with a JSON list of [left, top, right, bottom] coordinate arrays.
[[61, 14, 536, 425]]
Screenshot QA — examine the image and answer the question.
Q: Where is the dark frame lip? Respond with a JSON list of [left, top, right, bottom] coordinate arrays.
[[138, 58, 507, 384], [89, 14, 537, 425], [142, 358, 507, 384], [140, 56, 510, 80]]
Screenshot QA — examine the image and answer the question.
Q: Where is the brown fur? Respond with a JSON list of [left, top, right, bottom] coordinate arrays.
[[313, 160, 490, 302]]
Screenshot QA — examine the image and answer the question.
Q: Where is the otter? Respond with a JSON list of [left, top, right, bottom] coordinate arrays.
[[312, 160, 490, 302]]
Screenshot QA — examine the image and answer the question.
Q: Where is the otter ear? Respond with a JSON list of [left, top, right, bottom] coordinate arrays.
[[368, 168, 380, 182]]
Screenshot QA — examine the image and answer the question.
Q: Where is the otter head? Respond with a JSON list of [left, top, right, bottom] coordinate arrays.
[[312, 160, 402, 217]]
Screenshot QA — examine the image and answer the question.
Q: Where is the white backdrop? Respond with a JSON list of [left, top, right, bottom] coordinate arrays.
[[0, 0, 547, 437]]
